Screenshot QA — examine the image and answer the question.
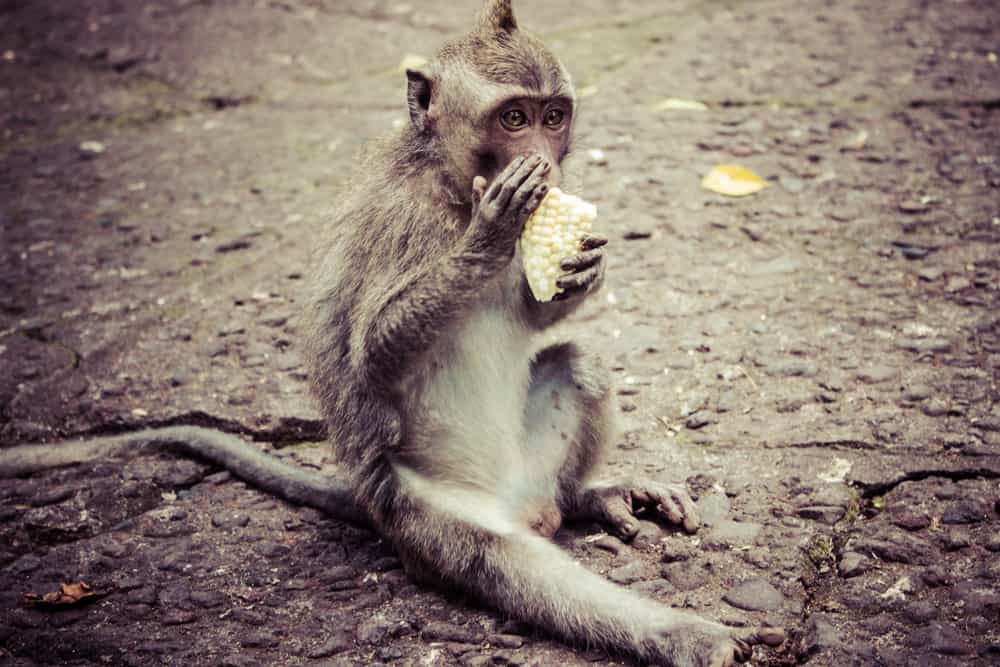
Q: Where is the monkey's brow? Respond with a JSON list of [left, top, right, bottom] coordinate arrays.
[[492, 93, 574, 109]]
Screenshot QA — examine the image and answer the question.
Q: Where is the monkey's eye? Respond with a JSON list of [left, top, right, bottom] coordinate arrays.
[[544, 109, 565, 127], [500, 109, 528, 130]]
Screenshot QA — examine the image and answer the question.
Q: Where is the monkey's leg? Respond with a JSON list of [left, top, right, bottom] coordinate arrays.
[[0, 426, 366, 525], [526, 343, 700, 539], [516, 343, 784, 663], [524, 342, 699, 536], [523, 341, 611, 514], [392, 486, 783, 667]]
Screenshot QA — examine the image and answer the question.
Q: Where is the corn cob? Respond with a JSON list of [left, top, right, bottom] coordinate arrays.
[[520, 187, 598, 302]]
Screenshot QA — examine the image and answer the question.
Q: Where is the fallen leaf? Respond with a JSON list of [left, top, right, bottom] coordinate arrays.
[[841, 130, 868, 151], [587, 148, 607, 165], [577, 84, 599, 98], [397, 54, 428, 72], [700, 164, 768, 197], [79, 141, 106, 155], [24, 581, 100, 608], [655, 98, 708, 111]]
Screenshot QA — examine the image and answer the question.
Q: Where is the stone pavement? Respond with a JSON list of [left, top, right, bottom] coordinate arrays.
[[1, 0, 998, 665]]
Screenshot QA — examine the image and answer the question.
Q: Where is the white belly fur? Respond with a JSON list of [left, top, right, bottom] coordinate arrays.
[[396, 274, 575, 522], [415, 304, 532, 489]]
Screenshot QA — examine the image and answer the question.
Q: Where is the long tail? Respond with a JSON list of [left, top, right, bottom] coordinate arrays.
[[0, 426, 366, 526]]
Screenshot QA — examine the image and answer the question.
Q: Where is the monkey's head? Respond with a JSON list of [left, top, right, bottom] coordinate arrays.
[[405, 0, 575, 200]]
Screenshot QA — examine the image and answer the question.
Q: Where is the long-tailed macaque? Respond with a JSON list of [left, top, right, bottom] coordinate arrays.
[[300, 1, 784, 664]]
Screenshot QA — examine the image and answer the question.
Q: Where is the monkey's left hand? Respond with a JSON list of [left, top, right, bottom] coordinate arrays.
[[553, 234, 607, 301]]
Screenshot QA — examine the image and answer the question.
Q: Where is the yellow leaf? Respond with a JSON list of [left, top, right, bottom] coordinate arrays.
[[700, 164, 768, 197], [24, 581, 100, 607], [398, 54, 428, 72], [577, 85, 599, 99], [655, 98, 708, 111]]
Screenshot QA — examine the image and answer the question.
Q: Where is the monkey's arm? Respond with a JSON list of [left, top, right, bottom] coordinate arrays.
[[520, 234, 606, 330], [362, 250, 494, 384], [0, 426, 368, 526], [362, 157, 550, 386]]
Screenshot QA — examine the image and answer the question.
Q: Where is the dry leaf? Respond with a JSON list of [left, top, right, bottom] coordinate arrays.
[[700, 164, 768, 197], [655, 98, 708, 111], [24, 581, 100, 608], [79, 141, 106, 155], [397, 54, 428, 72], [842, 130, 868, 151]]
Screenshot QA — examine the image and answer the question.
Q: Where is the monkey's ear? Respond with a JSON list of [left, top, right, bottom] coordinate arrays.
[[406, 68, 434, 133], [479, 0, 518, 34]]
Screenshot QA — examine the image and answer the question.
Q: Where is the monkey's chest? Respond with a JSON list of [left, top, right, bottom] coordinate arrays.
[[402, 307, 539, 484], [422, 309, 531, 434]]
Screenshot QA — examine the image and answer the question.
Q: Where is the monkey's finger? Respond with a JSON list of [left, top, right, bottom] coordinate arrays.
[[555, 266, 598, 292], [738, 627, 786, 648], [473, 175, 488, 197], [486, 155, 528, 202], [521, 182, 549, 220], [494, 155, 544, 211], [599, 497, 640, 540], [560, 249, 602, 272], [579, 234, 608, 251], [512, 184, 549, 231], [633, 485, 699, 533], [723, 628, 786, 665], [671, 488, 700, 533], [472, 176, 488, 210], [510, 165, 550, 221], [489, 154, 537, 204], [632, 486, 684, 526]]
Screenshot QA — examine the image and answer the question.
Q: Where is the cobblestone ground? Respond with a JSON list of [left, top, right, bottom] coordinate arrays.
[[1, 1, 998, 665]]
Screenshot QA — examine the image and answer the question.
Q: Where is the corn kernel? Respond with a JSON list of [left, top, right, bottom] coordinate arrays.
[[520, 187, 598, 302]]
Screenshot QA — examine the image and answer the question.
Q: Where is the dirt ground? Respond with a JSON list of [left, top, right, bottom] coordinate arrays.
[[1, 0, 998, 665]]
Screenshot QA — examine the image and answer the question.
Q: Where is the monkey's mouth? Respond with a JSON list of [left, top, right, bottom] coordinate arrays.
[[476, 152, 499, 180]]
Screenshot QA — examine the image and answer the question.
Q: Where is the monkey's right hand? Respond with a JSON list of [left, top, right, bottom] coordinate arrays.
[[464, 154, 550, 269]]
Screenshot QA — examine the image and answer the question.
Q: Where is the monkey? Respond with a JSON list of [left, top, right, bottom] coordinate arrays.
[[0, 2, 785, 665], [297, 1, 785, 665]]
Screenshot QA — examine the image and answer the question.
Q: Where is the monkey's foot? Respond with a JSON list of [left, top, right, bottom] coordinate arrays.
[[645, 620, 786, 667], [578, 479, 700, 539], [708, 626, 786, 666]]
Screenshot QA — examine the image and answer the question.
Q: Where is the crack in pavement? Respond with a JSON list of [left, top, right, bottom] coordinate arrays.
[[7, 410, 324, 448], [853, 467, 1000, 499], [764, 439, 879, 450]]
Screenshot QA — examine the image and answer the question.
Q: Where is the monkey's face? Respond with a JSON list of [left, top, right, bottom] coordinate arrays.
[[406, 0, 577, 202], [475, 94, 573, 189]]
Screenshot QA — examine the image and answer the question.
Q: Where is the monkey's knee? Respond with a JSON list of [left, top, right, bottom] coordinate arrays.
[[525, 343, 615, 495], [529, 342, 611, 403]]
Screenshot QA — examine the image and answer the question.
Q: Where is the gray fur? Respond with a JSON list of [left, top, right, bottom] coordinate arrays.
[[301, 2, 783, 665]]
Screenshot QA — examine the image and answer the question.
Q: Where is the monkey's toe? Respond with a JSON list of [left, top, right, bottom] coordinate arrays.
[[706, 645, 739, 667], [598, 495, 640, 539], [703, 625, 787, 667]]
